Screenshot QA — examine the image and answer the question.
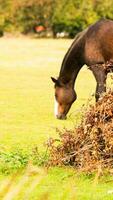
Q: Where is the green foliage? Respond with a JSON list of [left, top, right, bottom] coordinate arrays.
[[1, 0, 113, 37], [0, 149, 29, 174], [31, 147, 49, 166], [0, 147, 49, 174]]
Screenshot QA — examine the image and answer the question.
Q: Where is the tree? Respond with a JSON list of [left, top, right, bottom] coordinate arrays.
[[1, 0, 113, 37]]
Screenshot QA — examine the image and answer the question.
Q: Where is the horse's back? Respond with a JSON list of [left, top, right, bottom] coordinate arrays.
[[84, 19, 113, 65]]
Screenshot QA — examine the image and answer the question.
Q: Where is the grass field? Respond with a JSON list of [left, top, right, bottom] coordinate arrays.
[[0, 37, 113, 199]]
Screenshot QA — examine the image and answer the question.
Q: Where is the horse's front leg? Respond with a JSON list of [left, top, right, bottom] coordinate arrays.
[[90, 65, 107, 101], [95, 81, 106, 101]]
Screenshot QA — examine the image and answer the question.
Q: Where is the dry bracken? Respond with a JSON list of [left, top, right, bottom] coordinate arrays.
[[47, 90, 113, 172]]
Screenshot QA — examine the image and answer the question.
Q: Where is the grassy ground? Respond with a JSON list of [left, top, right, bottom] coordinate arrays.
[[0, 166, 113, 200], [0, 37, 113, 199]]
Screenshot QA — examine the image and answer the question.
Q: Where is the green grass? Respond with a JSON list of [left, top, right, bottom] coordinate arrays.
[[0, 37, 113, 199], [0, 167, 113, 200]]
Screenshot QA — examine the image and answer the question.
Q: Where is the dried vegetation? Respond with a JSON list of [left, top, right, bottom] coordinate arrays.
[[47, 90, 113, 172]]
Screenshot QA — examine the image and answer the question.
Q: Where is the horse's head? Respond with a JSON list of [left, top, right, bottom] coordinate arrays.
[[51, 77, 77, 120]]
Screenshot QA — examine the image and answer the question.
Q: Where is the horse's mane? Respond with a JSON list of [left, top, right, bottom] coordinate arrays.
[[60, 28, 88, 72], [74, 27, 88, 43]]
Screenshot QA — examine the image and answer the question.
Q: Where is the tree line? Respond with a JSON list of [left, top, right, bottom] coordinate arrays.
[[0, 0, 113, 37]]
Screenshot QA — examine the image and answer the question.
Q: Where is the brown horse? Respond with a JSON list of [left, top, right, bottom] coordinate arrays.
[[51, 19, 113, 119]]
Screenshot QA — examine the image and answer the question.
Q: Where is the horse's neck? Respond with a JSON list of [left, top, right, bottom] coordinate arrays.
[[59, 41, 83, 86]]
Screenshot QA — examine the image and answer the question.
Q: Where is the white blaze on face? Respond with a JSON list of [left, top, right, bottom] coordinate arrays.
[[54, 98, 59, 117]]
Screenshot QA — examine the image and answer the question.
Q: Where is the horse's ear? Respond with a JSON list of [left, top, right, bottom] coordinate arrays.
[[51, 77, 57, 84], [51, 77, 61, 86]]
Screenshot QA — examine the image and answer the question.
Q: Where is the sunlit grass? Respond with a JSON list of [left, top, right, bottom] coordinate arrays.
[[0, 166, 113, 200]]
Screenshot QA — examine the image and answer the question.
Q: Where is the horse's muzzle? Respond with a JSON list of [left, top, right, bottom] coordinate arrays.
[[56, 114, 67, 120]]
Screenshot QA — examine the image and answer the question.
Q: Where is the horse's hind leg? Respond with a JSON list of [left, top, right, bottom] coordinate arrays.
[[90, 65, 107, 101]]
